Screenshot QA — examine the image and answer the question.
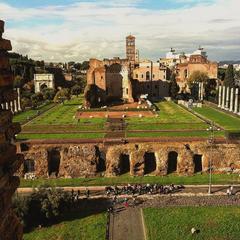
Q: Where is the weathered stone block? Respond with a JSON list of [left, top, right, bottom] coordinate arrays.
[[0, 39, 12, 51], [0, 73, 13, 88], [0, 110, 12, 126], [0, 20, 4, 33]]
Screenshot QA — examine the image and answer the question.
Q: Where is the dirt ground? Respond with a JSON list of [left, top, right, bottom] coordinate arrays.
[[76, 102, 155, 119], [77, 110, 154, 119]]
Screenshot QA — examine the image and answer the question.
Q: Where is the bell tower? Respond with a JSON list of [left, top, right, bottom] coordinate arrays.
[[126, 35, 136, 72]]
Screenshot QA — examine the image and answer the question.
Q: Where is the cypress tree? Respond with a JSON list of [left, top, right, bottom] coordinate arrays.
[[169, 73, 180, 99], [224, 64, 235, 88]]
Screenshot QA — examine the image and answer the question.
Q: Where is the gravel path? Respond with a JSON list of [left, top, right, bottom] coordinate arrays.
[[109, 206, 145, 240]]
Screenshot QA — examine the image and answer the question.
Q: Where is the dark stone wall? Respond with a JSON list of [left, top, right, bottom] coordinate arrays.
[[0, 19, 23, 240]]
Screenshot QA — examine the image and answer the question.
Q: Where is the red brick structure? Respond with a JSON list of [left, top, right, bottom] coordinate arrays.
[[176, 53, 218, 92], [0, 20, 23, 240]]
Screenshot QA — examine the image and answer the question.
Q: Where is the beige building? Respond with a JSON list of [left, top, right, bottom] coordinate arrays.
[[132, 60, 170, 99]]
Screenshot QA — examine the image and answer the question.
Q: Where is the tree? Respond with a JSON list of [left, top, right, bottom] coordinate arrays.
[[224, 64, 235, 88], [169, 73, 180, 99], [188, 71, 209, 86], [188, 71, 209, 100], [71, 84, 81, 97], [13, 75, 24, 88], [42, 88, 56, 100], [31, 92, 43, 108], [54, 88, 71, 103]]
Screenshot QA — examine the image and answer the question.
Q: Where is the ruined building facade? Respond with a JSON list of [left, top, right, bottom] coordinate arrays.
[[86, 37, 218, 105], [0, 20, 23, 239], [18, 141, 240, 178], [85, 35, 170, 106]]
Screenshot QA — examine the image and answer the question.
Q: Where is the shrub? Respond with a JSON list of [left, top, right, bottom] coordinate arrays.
[[13, 187, 72, 230]]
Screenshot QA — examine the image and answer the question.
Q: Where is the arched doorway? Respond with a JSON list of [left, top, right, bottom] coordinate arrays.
[[119, 154, 130, 174], [193, 154, 202, 173], [47, 149, 61, 177], [144, 152, 156, 174], [24, 159, 35, 173], [97, 151, 106, 173], [40, 83, 48, 91], [146, 71, 150, 81], [167, 151, 178, 174]]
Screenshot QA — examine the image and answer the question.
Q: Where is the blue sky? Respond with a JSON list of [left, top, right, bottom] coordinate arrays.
[[0, 0, 239, 62], [1, 0, 215, 9]]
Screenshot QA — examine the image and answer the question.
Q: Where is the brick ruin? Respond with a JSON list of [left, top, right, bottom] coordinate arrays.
[[0, 20, 23, 239], [18, 141, 240, 178]]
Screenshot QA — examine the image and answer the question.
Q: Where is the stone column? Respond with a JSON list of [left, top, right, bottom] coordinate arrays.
[[221, 86, 225, 109], [201, 82, 204, 101], [14, 99, 18, 113], [225, 87, 230, 110], [5, 101, 9, 110], [234, 88, 239, 114], [17, 88, 21, 111], [10, 101, 14, 113], [230, 88, 234, 112], [198, 82, 201, 100], [218, 86, 222, 107]]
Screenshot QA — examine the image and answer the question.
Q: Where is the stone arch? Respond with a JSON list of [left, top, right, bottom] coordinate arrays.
[[146, 71, 150, 80], [40, 83, 48, 91], [193, 154, 203, 173], [47, 149, 61, 177], [119, 153, 130, 175], [167, 151, 178, 174], [24, 159, 35, 173], [144, 152, 156, 174], [95, 146, 106, 173]]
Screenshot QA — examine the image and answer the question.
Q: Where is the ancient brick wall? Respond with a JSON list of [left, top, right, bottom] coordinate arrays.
[[18, 141, 240, 178], [0, 20, 23, 240]]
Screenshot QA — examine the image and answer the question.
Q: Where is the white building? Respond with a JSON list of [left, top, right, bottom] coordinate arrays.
[[34, 74, 55, 93]]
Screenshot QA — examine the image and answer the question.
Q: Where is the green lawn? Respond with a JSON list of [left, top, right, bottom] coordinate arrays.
[[19, 174, 240, 188], [193, 105, 240, 130], [24, 213, 107, 240], [126, 101, 210, 133], [144, 206, 240, 240], [127, 130, 225, 138], [16, 132, 104, 140], [13, 102, 55, 124], [127, 101, 203, 124], [127, 123, 208, 131], [27, 97, 84, 125], [18, 96, 107, 139]]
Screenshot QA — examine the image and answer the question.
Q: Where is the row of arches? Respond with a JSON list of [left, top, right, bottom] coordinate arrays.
[[23, 149, 203, 177], [119, 152, 203, 175]]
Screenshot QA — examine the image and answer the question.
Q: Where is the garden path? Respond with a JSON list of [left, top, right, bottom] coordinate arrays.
[[109, 207, 145, 240]]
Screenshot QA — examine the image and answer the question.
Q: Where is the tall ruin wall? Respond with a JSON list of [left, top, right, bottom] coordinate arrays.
[[0, 20, 23, 240], [18, 141, 240, 178]]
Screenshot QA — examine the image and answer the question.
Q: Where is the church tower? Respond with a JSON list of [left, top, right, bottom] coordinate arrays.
[[126, 35, 136, 74]]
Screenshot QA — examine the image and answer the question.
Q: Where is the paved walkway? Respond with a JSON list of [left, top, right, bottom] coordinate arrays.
[[109, 207, 145, 240]]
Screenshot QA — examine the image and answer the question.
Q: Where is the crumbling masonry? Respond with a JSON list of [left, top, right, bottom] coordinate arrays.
[[0, 20, 23, 239]]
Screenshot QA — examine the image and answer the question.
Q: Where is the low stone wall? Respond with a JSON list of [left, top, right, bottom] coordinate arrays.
[[17, 140, 240, 178]]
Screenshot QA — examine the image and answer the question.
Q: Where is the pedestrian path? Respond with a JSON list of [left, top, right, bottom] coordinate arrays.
[[109, 207, 145, 240]]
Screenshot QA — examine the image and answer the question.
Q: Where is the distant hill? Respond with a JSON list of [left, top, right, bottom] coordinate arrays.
[[219, 60, 240, 65]]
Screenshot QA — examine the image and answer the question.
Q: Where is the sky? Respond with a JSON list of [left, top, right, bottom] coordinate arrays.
[[0, 0, 239, 62]]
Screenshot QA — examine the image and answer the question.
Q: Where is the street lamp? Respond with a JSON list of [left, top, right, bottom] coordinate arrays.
[[206, 121, 220, 194]]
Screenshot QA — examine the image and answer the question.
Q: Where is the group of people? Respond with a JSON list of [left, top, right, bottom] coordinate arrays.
[[226, 186, 235, 196], [105, 183, 184, 196]]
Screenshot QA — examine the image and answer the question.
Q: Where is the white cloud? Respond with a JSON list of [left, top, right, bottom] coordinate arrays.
[[1, 0, 240, 62]]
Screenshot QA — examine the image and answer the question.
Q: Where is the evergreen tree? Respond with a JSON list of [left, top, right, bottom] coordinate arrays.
[[224, 64, 235, 87], [169, 73, 180, 99]]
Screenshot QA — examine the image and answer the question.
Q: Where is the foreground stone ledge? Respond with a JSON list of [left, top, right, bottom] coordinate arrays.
[[0, 19, 23, 240]]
